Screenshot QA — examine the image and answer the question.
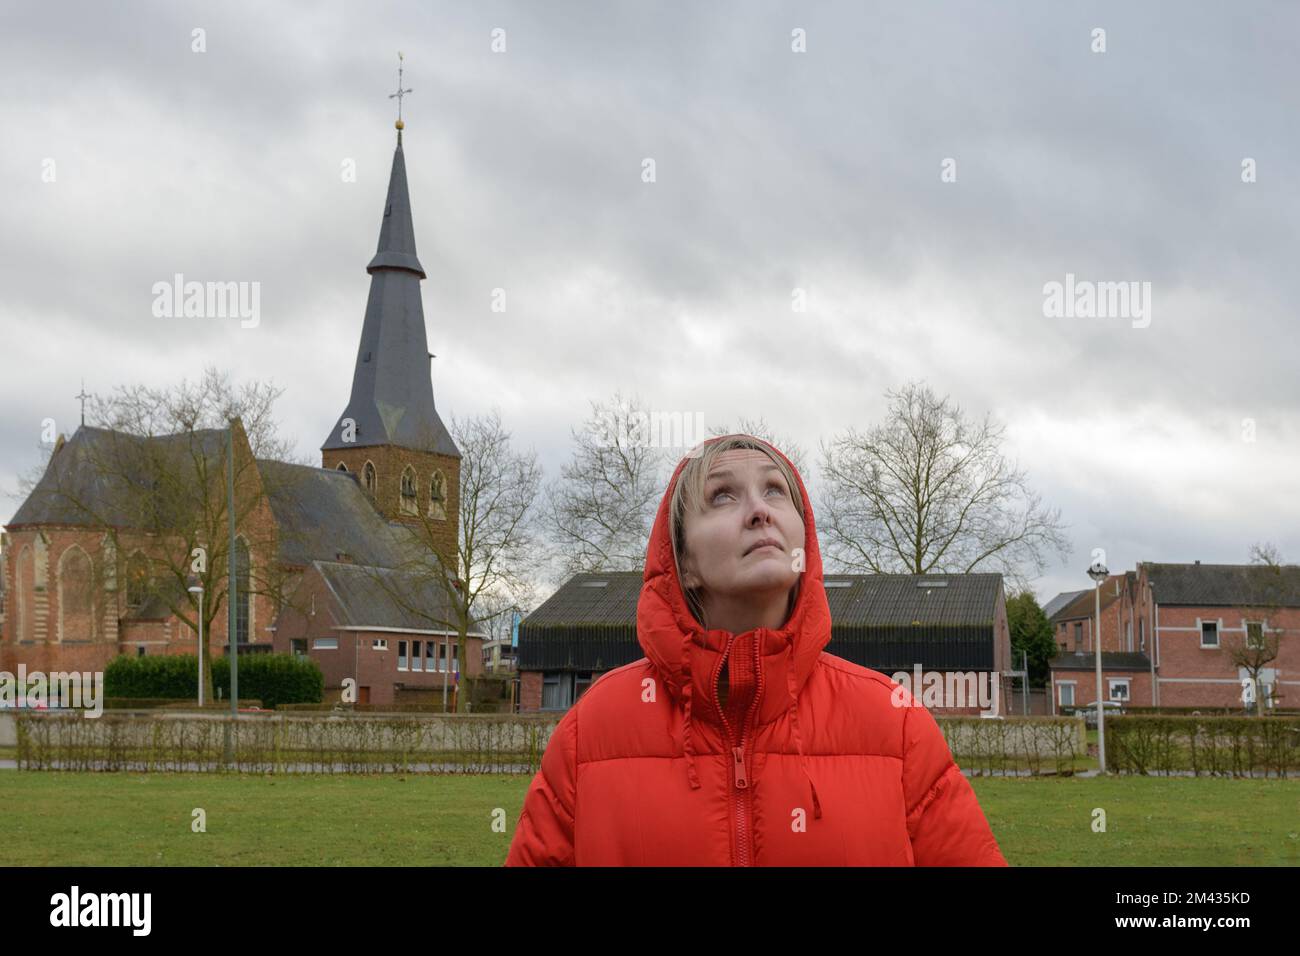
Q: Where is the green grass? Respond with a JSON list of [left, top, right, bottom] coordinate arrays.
[[1, 771, 1297, 865]]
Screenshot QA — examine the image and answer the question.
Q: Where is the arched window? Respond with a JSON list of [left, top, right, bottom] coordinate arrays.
[[428, 470, 447, 520], [14, 545, 32, 642], [58, 545, 94, 641], [335, 462, 349, 472], [400, 466, 418, 515], [234, 538, 251, 645], [126, 552, 149, 608], [363, 461, 376, 495]]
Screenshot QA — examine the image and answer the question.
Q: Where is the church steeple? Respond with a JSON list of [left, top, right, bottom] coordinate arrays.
[[322, 118, 458, 459], [322, 77, 460, 550]]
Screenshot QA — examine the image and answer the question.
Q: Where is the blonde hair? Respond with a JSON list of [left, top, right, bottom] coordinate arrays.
[[669, 435, 805, 630]]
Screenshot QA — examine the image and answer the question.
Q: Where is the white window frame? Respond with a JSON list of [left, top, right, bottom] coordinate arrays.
[[1107, 678, 1130, 702], [312, 637, 338, 650], [372, 638, 388, 650], [398, 640, 408, 671], [411, 640, 423, 672], [1199, 619, 1220, 648], [1244, 620, 1266, 650], [1058, 681, 1076, 707]]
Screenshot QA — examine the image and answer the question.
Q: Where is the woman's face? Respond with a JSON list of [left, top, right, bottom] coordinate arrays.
[[679, 448, 805, 620]]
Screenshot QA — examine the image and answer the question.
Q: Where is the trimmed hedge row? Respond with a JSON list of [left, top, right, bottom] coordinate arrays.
[[104, 654, 322, 709]]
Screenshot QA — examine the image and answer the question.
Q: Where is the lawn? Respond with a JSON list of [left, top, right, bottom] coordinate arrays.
[[0, 771, 1295, 866]]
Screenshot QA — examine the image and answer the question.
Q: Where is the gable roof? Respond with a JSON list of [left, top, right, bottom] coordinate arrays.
[[314, 560, 485, 636], [8, 425, 228, 529], [1144, 561, 1300, 608], [1042, 589, 1088, 619]]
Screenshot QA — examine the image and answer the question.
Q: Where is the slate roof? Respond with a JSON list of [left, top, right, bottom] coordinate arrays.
[[1042, 589, 1088, 619], [320, 138, 459, 458], [258, 459, 419, 569], [315, 560, 486, 636], [1144, 561, 1300, 608], [1050, 650, 1152, 672], [8, 426, 228, 528], [1049, 577, 1125, 622]]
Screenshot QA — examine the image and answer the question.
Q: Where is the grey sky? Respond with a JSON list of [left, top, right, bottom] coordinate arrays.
[[2, 0, 1297, 606]]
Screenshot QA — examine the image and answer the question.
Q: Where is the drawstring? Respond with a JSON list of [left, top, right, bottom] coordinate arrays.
[[785, 634, 822, 819], [681, 629, 701, 789], [678, 630, 822, 818]]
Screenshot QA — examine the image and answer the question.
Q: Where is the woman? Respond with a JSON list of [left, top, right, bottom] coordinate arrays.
[[506, 433, 1008, 866]]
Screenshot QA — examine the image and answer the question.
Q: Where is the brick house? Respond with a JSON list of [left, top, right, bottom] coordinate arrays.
[[1046, 561, 1300, 712], [517, 571, 1012, 715], [1, 121, 485, 704]]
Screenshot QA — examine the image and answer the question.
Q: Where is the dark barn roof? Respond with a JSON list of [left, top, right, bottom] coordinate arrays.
[[517, 571, 1006, 673], [1144, 561, 1300, 608]]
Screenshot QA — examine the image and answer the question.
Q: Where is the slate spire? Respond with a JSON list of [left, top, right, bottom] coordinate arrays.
[[322, 122, 458, 458]]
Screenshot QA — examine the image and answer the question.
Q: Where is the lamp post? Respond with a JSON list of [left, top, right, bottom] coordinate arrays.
[[1087, 559, 1109, 773], [188, 581, 204, 707]]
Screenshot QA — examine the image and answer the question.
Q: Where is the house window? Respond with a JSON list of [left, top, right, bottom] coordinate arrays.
[[291, 639, 307, 657], [541, 672, 592, 710], [336, 462, 348, 472], [313, 637, 338, 650], [429, 641, 443, 672], [411, 640, 423, 672], [400, 467, 418, 516], [372, 638, 388, 650], [398, 640, 408, 670], [1058, 683, 1075, 707], [1073, 622, 1083, 650], [137, 646, 146, 658], [1246, 621, 1265, 649], [1108, 678, 1130, 702], [1138, 618, 1145, 651], [1200, 621, 1219, 648], [363, 461, 376, 495], [428, 471, 447, 520]]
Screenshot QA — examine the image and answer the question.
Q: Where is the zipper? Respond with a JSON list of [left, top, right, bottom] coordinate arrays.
[[712, 632, 763, 866]]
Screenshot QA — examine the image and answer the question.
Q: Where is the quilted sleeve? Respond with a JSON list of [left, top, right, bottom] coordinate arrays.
[[504, 706, 578, 866], [901, 704, 1008, 866]]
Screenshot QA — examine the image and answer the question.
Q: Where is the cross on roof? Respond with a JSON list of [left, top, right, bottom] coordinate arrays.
[[389, 51, 412, 125], [75, 379, 89, 426]]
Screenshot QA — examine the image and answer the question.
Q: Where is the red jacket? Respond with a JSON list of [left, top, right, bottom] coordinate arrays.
[[506, 437, 1008, 866]]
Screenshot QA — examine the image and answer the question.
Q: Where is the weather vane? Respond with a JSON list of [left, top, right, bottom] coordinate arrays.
[[389, 51, 412, 133]]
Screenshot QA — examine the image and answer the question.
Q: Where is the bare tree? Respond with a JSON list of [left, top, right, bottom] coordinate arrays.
[[816, 380, 1069, 592], [1229, 542, 1293, 716], [541, 391, 669, 578], [367, 408, 545, 711], [16, 368, 305, 702]]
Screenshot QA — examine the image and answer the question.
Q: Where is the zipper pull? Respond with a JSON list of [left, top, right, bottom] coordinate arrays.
[[732, 745, 748, 789]]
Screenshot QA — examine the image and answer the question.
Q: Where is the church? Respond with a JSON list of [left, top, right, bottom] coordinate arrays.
[[0, 116, 486, 707]]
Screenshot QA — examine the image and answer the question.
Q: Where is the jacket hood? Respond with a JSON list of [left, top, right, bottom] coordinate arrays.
[[636, 434, 832, 818]]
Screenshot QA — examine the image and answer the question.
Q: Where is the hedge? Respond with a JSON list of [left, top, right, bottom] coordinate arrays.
[[103, 653, 322, 709]]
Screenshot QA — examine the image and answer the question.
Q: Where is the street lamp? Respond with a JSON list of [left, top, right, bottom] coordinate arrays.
[[188, 580, 205, 707], [1087, 559, 1109, 773]]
